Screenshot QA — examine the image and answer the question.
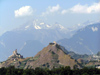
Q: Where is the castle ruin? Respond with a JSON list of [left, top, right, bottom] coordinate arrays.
[[8, 49, 23, 59], [13, 49, 17, 55]]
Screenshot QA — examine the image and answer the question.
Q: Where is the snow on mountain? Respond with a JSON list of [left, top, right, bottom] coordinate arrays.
[[57, 22, 100, 54], [40, 22, 45, 25], [46, 25, 51, 28], [0, 19, 99, 61], [25, 25, 30, 29], [34, 25, 41, 29], [19, 42, 27, 52], [0, 20, 71, 61], [68, 20, 100, 32], [0, 41, 5, 47], [15, 20, 67, 32], [15, 19, 100, 33], [91, 27, 98, 32]]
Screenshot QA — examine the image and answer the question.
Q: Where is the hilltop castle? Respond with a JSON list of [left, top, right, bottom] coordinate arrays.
[[49, 41, 57, 45], [8, 49, 23, 60], [13, 49, 17, 55]]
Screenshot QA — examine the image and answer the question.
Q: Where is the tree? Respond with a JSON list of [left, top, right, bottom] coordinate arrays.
[[73, 65, 78, 70]]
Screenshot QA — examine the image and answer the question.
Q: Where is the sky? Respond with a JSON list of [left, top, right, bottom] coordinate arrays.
[[0, 0, 100, 36]]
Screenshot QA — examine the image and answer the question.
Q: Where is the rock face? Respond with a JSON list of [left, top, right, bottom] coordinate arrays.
[[0, 42, 81, 69], [0, 49, 23, 68], [0, 63, 2, 68], [24, 42, 80, 69]]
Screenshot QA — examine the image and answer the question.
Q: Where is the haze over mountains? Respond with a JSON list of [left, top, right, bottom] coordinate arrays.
[[0, 20, 100, 61], [57, 23, 100, 54]]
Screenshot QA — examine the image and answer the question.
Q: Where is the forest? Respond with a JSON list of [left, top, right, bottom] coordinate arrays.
[[0, 66, 100, 75]]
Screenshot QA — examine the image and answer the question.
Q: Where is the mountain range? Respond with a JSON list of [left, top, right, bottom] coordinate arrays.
[[0, 20, 99, 61], [57, 23, 100, 54], [0, 20, 76, 61]]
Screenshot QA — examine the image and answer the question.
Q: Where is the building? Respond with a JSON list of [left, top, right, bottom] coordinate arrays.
[[91, 55, 100, 62]]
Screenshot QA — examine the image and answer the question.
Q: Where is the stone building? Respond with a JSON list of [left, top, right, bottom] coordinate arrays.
[[13, 49, 17, 55], [8, 49, 23, 59]]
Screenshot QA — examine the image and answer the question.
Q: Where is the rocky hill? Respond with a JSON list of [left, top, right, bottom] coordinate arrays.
[[0, 49, 23, 68], [0, 42, 81, 69]]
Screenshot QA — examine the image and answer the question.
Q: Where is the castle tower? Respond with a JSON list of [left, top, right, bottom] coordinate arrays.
[[13, 49, 17, 55], [53, 41, 57, 45]]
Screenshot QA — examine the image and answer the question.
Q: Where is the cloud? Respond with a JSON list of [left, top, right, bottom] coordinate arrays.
[[70, 2, 100, 13], [41, 2, 100, 16], [70, 4, 88, 13], [42, 4, 60, 16], [15, 6, 33, 17], [61, 10, 68, 14], [49, 4, 60, 13]]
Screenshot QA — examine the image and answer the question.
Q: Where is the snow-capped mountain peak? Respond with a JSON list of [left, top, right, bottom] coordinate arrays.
[[25, 25, 30, 28], [34, 25, 41, 29], [40, 22, 45, 25], [21, 20, 67, 30], [91, 27, 98, 32], [46, 25, 51, 28], [59, 24, 65, 29]]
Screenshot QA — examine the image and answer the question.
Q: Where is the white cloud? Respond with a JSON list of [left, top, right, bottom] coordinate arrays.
[[15, 6, 33, 17], [41, 2, 100, 16], [91, 27, 98, 32], [61, 10, 68, 14], [49, 4, 60, 13], [70, 2, 100, 13], [70, 4, 88, 13], [42, 4, 60, 16]]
